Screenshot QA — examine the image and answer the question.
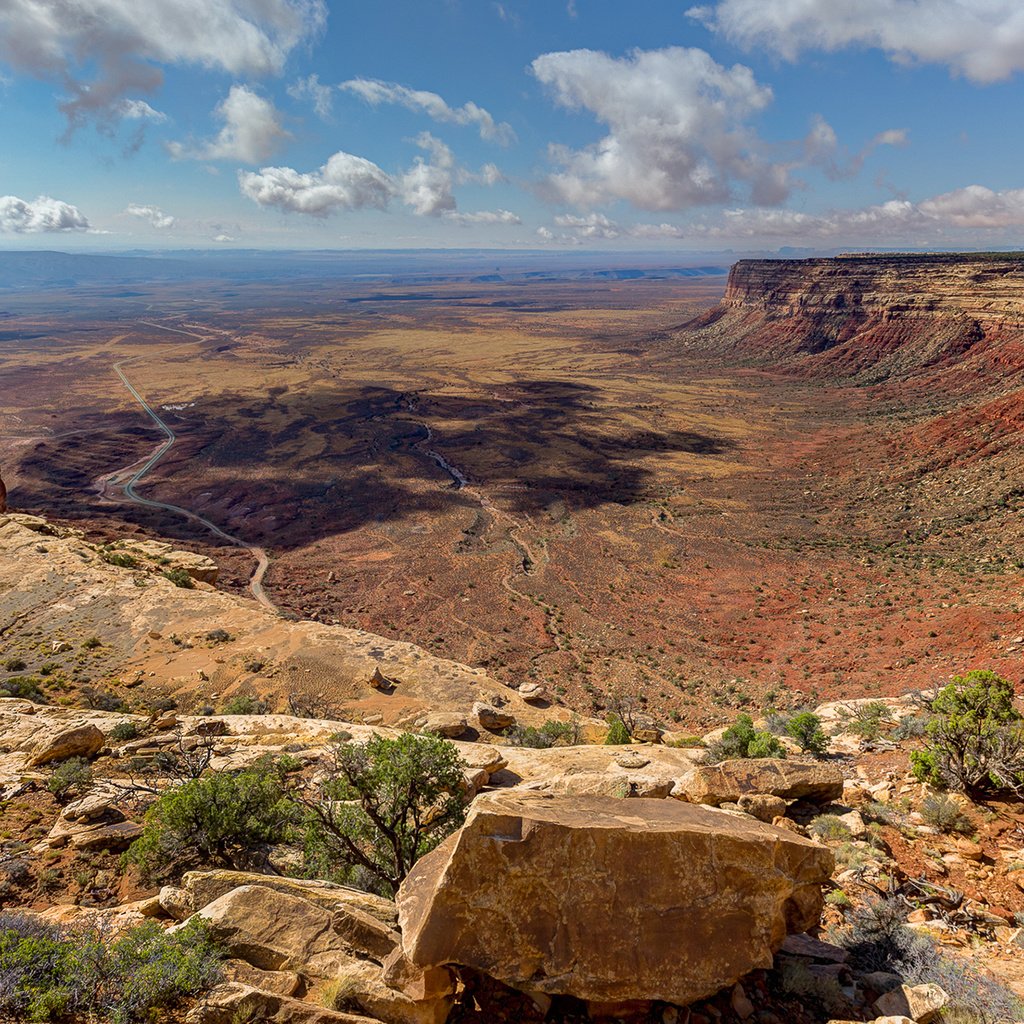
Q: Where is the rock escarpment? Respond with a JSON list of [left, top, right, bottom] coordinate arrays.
[[678, 253, 1024, 381], [396, 791, 833, 1009]]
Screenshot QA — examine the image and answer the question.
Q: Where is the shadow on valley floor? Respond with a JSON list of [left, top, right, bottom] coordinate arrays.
[[11, 380, 737, 552]]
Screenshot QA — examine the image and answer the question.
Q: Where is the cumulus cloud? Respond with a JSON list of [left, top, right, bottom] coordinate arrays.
[[0, 194, 90, 233], [239, 151, 396, 215], [125, 203, 175, 228], [445, 209, 522, 226], [118, 99, 167, 122], [341, 78, 516, 145], [168, 85, 289, 163], [688, 0, 1024, 83], [0, 0, 326, 131], [288, 73, 333, 118], [531, 47, 795, 211], [239, 133, 492, 220], [537, 184, 1024, 244]]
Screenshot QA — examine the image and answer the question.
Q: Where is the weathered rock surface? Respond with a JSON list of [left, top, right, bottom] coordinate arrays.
[[677, 759, 844, 807], [188, 982, 377, 1024], [397, 791, 834, 1007], [27, 723, 105, 766], [474, 702, 515, 731], [874, 983, 948, 1023]]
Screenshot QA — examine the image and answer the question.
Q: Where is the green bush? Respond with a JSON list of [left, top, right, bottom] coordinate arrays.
[[509, 720, 578, 748], [808, 814, 853, 842], [220, 694, 269, 716], [109, 722, 139, 743], [0, 914, 221, 1022], [161, 568, 194, 589], [3, 657, 26, 671], [786, 711, 829, 756], [603, 716, 631, 745], [82, 637, 102, 650], [47, 757, 93, 800], [300, 733, 466, 896], [102, 551, 139, 569], [125, 758, 299, 878], [910, 670, 1024, 797], [0, 675, 45, 701], [707, 714, 785, 762], [840, 701, 894, 741]]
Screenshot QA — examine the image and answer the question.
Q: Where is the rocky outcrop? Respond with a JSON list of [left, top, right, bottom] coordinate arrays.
[[677, 253, 1024, 381], [397, 791, 833, 1008], [0, 468, 6, 513], [677, 758, 844, 807]]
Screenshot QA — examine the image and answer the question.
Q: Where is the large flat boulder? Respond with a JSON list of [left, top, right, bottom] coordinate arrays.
[[676, 758, 844, 806], [397, 791, 833, 1007]]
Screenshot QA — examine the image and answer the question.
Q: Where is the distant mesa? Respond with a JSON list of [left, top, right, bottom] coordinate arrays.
[[675, 252, 1024, 382]]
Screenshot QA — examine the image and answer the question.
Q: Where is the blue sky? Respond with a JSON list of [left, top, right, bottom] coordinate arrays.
[[1, 0, 1023, 250]]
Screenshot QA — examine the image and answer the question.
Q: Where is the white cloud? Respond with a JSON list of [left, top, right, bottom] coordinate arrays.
[[239, 151, 396, 216], [118, 99, 167, 122], [0, 194, 90, 233], [168, 85, 288, 163], [688, 1, 1024, 83], [288, 73, 333, 118], [918, 184, 1024, 228], [531, 47, 793, 211], [240, 133, 475, 220], [213, 233, 236, 242], [803, 116, 908, 180], [125, 203, 175, 228], [553, 212, 621, 238], [445, 209, 522, 226], [0, 0, 325, 131], [341, 78, 516, 145]]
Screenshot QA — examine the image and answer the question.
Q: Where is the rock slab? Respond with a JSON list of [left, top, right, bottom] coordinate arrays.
[[678, 758, 844, 806], [397, 791, 834, 1007]]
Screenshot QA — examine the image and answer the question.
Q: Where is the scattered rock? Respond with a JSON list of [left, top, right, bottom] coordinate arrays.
[[780, 932, 849, 963], [517, 682, 547, 702], [397, 791, 833, 1007]]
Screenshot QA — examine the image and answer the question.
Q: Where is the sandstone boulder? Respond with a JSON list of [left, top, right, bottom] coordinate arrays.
[[474, 702, 515, 731], [28, 724, 104, 766], [678, 759, 844, 807], [179, 870, 397, 925], [187, 982, 376, 1024], [874, 983, 948, 1023], [418, 712, 468, 739], [737, 793, 788, 823], [397, 791, 833, 1007]]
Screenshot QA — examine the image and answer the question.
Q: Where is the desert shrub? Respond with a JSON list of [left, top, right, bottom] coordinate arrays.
[[892, 713, 929, 740], [825, 889, 852, 909], [834, 842, 875, 871], [299, 733, 466, 896], [786, 711, 829, 756], [161, 568, 194, 589], [510, 719, 579, 748], [808, 814, 852, 842], [707, 714, 785, 762], [82, 637, 102, 650], [125, 758, 299, 878], [0, 675, 44, 701], [47, 757, 93, 800], [910, 670, 1024, 798], [2, 657, 26, 671], [81, 687, 127, 712], [919, 792, 972, 835], [603, 716, 631, 745], [205, 629, 232, 644], [38, 662, 59, 677], [839, 701, 895, 741], [102, 551, 139, 569], [0, 914, 221, 1022], [833, 897, 1024, 1024], [109, 722, 139, 743], [220, 694, 269, 716]]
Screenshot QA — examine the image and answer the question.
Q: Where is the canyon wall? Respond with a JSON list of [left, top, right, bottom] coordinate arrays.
[[680, 253, 1024, 381]]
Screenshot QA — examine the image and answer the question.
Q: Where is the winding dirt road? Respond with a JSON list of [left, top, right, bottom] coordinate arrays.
[[105, 330, 278, 614]]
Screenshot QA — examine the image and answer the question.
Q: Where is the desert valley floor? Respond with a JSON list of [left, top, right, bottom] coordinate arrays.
[[2, 261, 1022, 729]]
